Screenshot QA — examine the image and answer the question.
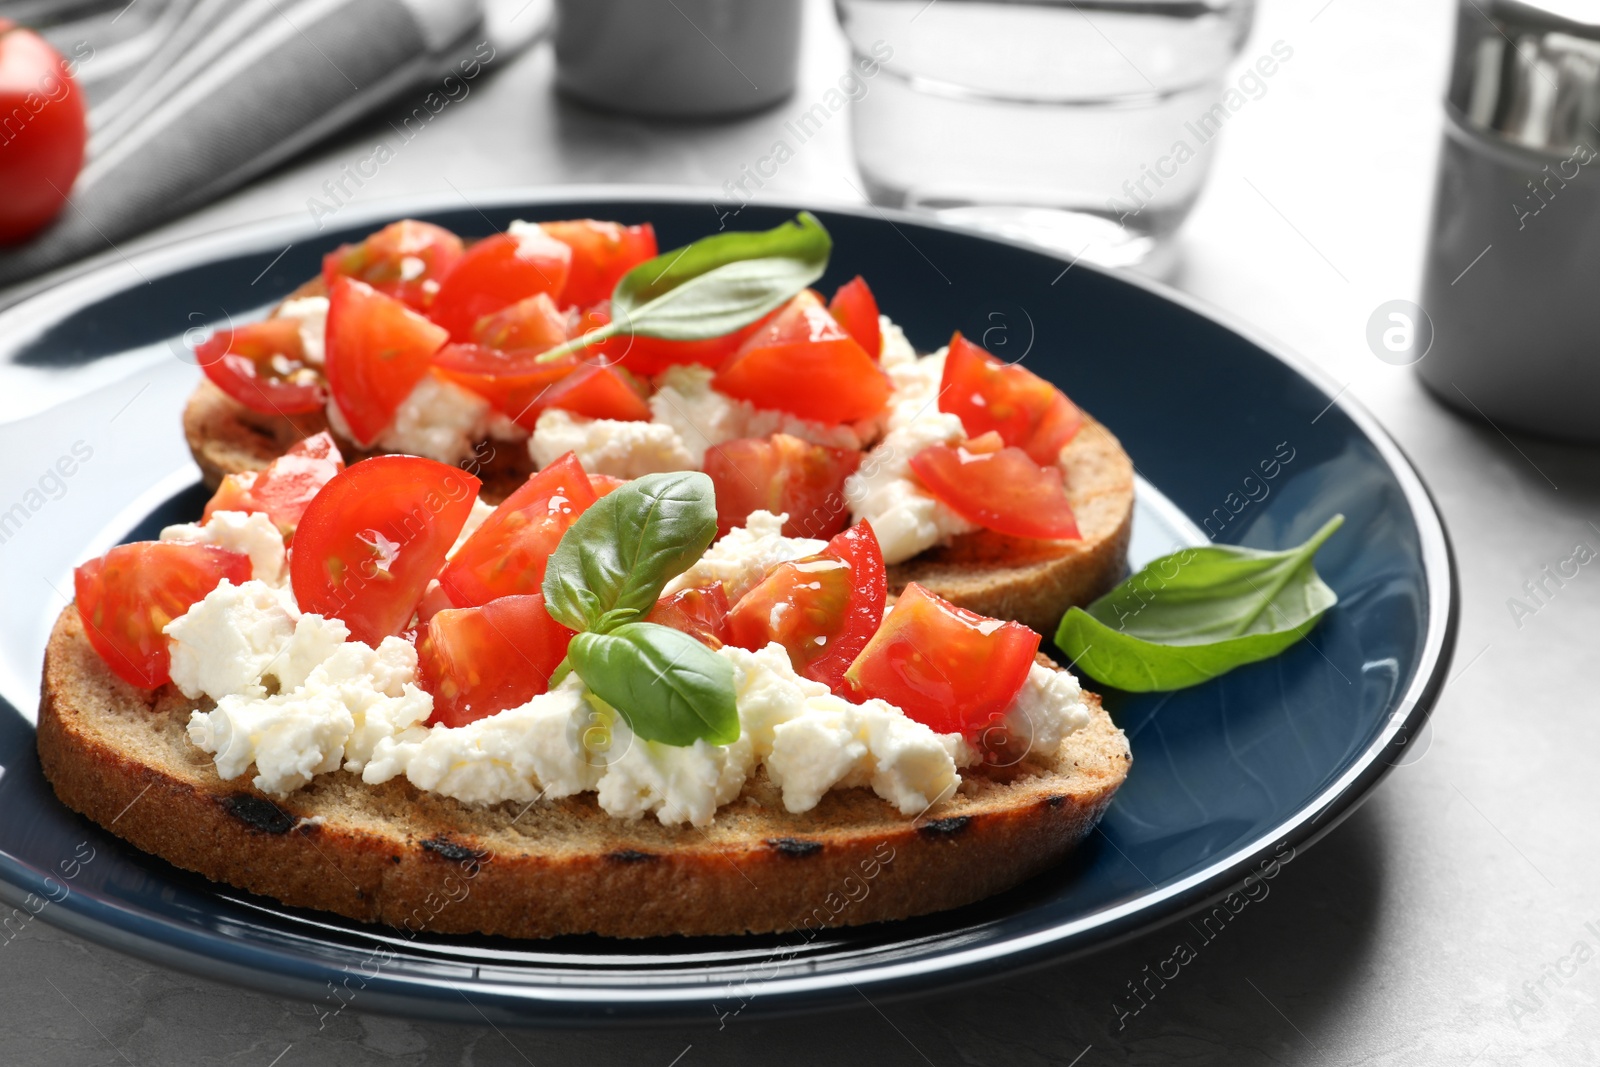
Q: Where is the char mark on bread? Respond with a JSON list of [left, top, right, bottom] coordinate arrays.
[[766, 837, 824, 857], [222, 795, 294, 834]]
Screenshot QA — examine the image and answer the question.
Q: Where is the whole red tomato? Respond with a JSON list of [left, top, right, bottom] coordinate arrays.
[[0, 19, 87, 244]]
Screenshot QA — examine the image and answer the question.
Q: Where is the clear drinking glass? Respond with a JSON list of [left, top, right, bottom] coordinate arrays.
[[836, 0, 1256, 273]]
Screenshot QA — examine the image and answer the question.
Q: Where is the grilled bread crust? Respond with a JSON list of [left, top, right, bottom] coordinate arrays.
[[38, 608, 1130, 939]]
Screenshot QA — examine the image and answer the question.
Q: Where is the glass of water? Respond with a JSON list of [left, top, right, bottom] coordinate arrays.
[[836, 0, 1256, 273]]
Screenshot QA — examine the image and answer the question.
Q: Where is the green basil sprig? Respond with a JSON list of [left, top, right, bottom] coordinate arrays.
[[1054, 516, 1344, 692], [541, 472, 737, 746], [534, 212, 831, 364]]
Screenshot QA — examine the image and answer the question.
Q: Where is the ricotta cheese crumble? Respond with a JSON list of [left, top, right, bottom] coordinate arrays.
[[325, 370, 526, 467]]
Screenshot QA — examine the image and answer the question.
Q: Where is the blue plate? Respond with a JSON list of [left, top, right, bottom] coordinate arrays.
[[0, 191, 1455, 1025]]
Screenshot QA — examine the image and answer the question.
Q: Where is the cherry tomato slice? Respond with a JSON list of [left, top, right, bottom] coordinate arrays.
[[539, 362, 651, 422], [74, 542, 253, 689], [432, 342, 578, 430], [470, 291, 570, 352], [324, 276, 450, 445], [646, 584, 731, 649], [828, 276, 881, 359], [321, 220, 463, 311], [196, 319, 325, 416], [0, 22, 86, 244], [290, 455, 480, 646], [587, 473, 627, 496], [844, 582, 1040, 737], [438, 452, 597, 607], [540, 220, 657, 308], [703, 433, 861, 538], [714, 291, 889, 424], [202, 431, 345, 540], [429, 231, 572, 342], [575, 301, 780, 377], [910, 442, 1080, 540], [727, 521, 886, 692], [418, 594, 574, 727], [939, 332, 1083, 465]]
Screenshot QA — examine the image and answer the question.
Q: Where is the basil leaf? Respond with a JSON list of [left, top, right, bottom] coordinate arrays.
[[1054, 515, 1344, 692], [534, 213, 830, 361], [568, 623, 740, 746], [541, 472, 718, 633]]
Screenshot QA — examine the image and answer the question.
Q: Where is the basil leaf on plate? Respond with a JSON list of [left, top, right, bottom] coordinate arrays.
[[1054, 515, 1344, 692], [535, 212, 831, 362], [541, 471, 718, 634], [568, 623, 740, 747]]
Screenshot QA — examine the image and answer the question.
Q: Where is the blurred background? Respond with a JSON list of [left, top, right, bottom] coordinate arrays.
[[4, 0, 1600, 1064]]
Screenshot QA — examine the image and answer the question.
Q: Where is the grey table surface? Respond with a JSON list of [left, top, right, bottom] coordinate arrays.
[[5, 0, 1599, 1064]]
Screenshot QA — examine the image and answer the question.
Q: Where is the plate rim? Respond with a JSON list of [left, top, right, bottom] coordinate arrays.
[[0, 186, 1458, 1023]]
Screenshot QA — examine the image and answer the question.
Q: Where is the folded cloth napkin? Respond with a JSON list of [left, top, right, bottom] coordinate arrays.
[[0, 0, 482, 288]]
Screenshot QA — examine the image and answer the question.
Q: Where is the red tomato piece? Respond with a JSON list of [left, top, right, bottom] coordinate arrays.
[[202, 431, 345, 540], [910, 442, 1080, 540], [290, 455, 480, 646], [539, 362, 651, 422], [429, 231, 572, 342], [0, 21, 86, 244], [540, 220, 657, 308], [646, 584, 731, 649], [703, 433, 862, 539], [74, 542, 253, 689], [939, 332, 1083, 465], [727, 522, 885, 692], [196, 318, 325, 416], [432, 343, 578, 430], [587, 473, 627, 496], [578, 301, 784, 378], [321, 220, 463, 311], [418, 594, 574, 727], [470, 291, 570, 352], [714, 291, 889, 424], [438, 452, 597, 607], [844, 582, 1040, 737], [324, 276, 450, 444], [828, 276, 881, 359]]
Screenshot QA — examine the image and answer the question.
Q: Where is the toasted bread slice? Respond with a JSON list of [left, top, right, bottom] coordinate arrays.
[[38, 606, 1130, 939]]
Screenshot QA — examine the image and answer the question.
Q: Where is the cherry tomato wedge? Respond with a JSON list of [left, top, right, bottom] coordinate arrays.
[[588, 473, 627, 496], [290, 455, 480, 646], [418, 594, 574, 728], [0, 21, 86, 244], [470, 291, 570, 352], [196, 318, 325, 416], [438, 452, 596, 607], [540, 220, 657, 308], [828, 276, 880, 359], [74, 542, 253, 689], [844, 582, 1040, 737], [646, 584, 731, 649], [714, 291, 889, 424], [432, 342, 577, 430], [321, 219, 463, 311], [910, 441, 1080, 540], [728, 521, 886, 692], [429, 230, 572, 342], [703, 433, 862, 539], [539, 362, 650, 421], [202, 431, 345, 540], [324, 276, 450, 445], [939, 332, 1082, 465]]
